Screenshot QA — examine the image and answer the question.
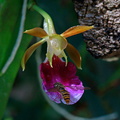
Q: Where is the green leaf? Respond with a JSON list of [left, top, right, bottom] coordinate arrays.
[[0, 0, 42, 119], [0, 0, 23, 70]]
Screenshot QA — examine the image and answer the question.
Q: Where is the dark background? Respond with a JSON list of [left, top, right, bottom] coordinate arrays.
[[2, 0, 120, 120]]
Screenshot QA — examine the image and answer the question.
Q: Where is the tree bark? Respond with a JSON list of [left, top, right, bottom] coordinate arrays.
[[73, 0, 120, 60]]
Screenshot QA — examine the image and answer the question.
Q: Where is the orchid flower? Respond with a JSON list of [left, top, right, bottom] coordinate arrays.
[[21, 5, 94, 71], [40, 55, 85, 105]]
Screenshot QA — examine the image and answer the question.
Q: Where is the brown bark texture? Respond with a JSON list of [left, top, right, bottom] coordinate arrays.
[[73, 0, 120, 60]]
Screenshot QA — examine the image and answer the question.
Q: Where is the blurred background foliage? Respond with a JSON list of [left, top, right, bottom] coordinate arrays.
[[0, 0, 120, 120]]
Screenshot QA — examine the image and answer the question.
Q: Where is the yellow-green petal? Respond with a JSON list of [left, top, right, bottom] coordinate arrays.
[[65, 43, 82, 69], [21, 39, 45, 71], [61, 25, 94, 38], [46, 52, 53, 67], [59, 51, 68, 66], [46, 34, 68, 57], [51, 34, 68, 51], [46, 34, 68, 67], [24, 27, 48, 38]]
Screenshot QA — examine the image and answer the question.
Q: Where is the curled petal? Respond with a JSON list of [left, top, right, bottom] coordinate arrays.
[[46, 51, 67, 68], [46, 34, 68, 67], [21, 39, 45, 71], [46, 34, 68, 56], [65, 43, 82, 69], [46, 52, 53, 67], [50, 34, 68, 51], [24, 27, 48, 38], [61, 25, 94, 38], [58, 51, 68, 66]]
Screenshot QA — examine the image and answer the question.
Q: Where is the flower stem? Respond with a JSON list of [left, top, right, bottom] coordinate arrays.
[[32, 4, 55, 35]]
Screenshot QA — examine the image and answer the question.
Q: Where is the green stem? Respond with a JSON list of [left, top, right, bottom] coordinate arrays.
[[32, 4, 55, 35]]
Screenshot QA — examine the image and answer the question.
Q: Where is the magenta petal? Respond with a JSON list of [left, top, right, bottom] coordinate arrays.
[[42, 83, 61, 103], [64, 83, 84, 105], [46, 92, 61, 103], [40, 55, 84, 105]]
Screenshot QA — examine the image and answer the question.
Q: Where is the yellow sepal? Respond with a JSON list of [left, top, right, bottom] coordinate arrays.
[[61, 25, 94, 38], [24, 27, 48, 38], [21, 39, 45, 71], [65, 43, 82, 69]]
